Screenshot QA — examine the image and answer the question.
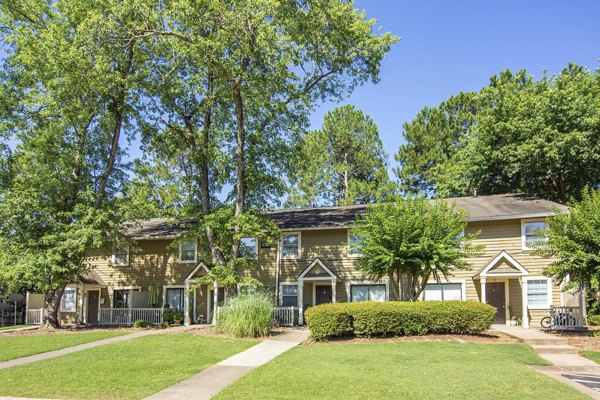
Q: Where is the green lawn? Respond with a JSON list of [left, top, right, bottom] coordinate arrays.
[[0, 325, 27, 331], [0, 330, 126, 361], [216, 342, 588, 400], [581, 350, 600, 364], [0, 334, 257, 400]]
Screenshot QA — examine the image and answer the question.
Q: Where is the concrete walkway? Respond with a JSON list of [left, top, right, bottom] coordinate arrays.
[[493, 324, 600, 398], [0, 326, 189, 370], [0, 326, 39, 334], [144, 329, 309, 400]]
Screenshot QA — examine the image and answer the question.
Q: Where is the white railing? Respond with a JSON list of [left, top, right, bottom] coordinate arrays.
[[273, 306, 298, 327], [550, 306, 583, 329], [99, 308, 163, 325], [26, 309, 43, 325]]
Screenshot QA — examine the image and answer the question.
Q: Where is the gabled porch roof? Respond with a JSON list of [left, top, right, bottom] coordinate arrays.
[[476, 251, 529, 278]]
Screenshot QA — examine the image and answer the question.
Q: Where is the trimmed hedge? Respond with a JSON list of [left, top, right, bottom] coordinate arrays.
[[588, 314, 600, 326], [304, 301, 496, 341]]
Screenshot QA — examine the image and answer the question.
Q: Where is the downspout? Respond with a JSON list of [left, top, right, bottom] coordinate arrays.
[[274, 234, 281, 306]]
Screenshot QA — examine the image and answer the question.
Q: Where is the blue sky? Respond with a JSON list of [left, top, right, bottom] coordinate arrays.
[[310, 0, 600, 172]]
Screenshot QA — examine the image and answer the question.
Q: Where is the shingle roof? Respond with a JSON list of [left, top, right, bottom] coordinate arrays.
[[123, 193, 567, 238]]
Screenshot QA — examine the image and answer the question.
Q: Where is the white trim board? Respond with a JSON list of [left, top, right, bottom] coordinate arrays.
[[479, 251, 529, 278]]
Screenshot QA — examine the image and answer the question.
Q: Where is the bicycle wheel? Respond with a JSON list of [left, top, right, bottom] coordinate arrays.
[[540, 316, 551, 328]]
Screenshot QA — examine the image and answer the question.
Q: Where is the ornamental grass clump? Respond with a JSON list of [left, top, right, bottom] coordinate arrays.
[[216, 292, 274, 338]]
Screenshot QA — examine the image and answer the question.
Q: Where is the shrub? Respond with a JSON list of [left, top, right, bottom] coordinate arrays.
[[216, 291, 274, 338], [304, 303, 352, 341], [588, 314, 600, 326], [133, 320, 152, 328], [306, 301, 496, 340]]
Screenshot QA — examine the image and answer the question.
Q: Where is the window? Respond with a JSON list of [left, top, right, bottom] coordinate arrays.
[[347, 230, 361, 257], [350, 284, 386, 302], [281, 284, 298, 307], [423, 283, 463, 301], [527, 279, 551, 307], [522, 220, 547, 250], [165, 287, 185, 312], [113, 289, 131, 308], [240, 237, 258, 259], [112, 245, 129, 266], [179, 240, 197, 263], [60, 288, 76, 312], [282, 233, 300, 258]]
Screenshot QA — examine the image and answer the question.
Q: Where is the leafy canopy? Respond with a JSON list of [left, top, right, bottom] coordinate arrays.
[[353, 197, 482, 301]]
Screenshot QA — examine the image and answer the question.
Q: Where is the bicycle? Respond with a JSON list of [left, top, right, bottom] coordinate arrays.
[[540, 312, 577, 328]]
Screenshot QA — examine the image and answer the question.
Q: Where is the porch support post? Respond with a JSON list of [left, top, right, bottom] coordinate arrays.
[[298, 279, 304, 325], [481, 278, 487, 304], [331, 278, 337, 303], [212, 282, 218, 325], [184, 280, 190, 326], [521, 277, 529, 328]]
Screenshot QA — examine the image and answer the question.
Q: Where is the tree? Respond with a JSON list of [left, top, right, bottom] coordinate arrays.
[[127, 1, 397, 290], [538, 188, 600, 292], [396, 64, 600, 203], [395, 92, 477, 195], [352, 197, 482, 301], [0, 1, 144, 327], [287, 104, 395, 207]]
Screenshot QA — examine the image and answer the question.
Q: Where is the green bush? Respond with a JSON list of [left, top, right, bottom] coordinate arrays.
[[304, 303, 352, 341], [588, 314, 600, 326], [133, 320, 152, 328], [306, 301, 496, 340], [216, 291, 274, 338]]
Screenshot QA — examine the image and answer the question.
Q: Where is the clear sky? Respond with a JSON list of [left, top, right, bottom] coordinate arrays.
[[310, 0, 600, 173]]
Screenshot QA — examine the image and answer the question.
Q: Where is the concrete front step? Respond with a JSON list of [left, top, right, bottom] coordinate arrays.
[[531, 344, 579, 354], [524, 337, 569, 346]]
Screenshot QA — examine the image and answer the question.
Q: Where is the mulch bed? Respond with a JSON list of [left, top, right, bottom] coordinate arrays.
[[0, 326, 135, 337], [551, 329, 600, 351], [302, 330, 520, 345]]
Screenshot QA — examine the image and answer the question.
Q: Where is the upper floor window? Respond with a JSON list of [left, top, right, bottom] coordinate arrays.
[[522, 220, 547, 250], [240, 237, 258, 259], [180, 240, 197, 263], [112, 245, 129, 266], [347, 230, 362, 257], [60, 288, 77, 312], [282, 233, 300, 259]]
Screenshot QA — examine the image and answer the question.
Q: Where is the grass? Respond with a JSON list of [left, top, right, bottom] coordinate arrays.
[[216, 342, 588, 400], [0, 333, 257, 400], [581, 350, 600, 364], [217, 292, 274, 337], [0, 325, 27, 331], [0, 330, 126, 361]]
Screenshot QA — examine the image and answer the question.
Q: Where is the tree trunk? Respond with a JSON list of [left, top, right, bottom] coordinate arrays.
[[43, 285, 65, 328], [231, 82, 245, 262]]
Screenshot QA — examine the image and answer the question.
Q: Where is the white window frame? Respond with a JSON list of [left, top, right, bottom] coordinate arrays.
[[111, 244, 129, 267], [60, 287, 77, 312], [163, 285, 186, 311], [240, 237, 259, 260], [521, 219, 548, 251], [112, 286, 141, 309], [526, 277, 553, 309], [347, 229, 361, 258], [279, 282, 299, 307], [281, 232, 301, 260], [420, 279, 467, 301], [179, 239, 198, 263], [349, 283, 388, 302]]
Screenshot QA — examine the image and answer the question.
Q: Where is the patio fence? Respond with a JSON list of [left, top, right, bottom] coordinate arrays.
[[99, 308, 163, 325], [273, 306, 299, 327], [550, 306, 584, 329], [25, 309, 43, 325]]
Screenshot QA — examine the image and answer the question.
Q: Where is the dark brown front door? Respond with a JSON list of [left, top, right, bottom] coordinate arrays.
[[315, 285, 332, 305], [486, 282, 506, 324], [87, 290, 100, 324]]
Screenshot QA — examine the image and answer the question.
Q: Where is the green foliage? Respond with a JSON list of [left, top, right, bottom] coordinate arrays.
[[216, 292, 274, 338], [133, 320, 153, 328], [305, 301, 496, 341], [396, 65, 600, 203], [538, 188, 600, 290], [287, 105, 395, 206], [587, 315, 600, 326], [353, 197, 482, 301]]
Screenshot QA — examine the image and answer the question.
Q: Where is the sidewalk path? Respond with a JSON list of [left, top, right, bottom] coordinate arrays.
[[0, 326, 189, 370], [493, 324, 600, 399], [144, 329, 309, 400]]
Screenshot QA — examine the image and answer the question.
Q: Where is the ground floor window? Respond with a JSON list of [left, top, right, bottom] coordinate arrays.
[[281, 284, 298, 307], [113, 289, 131, 308], [527, 279, 550, 307], [350, 284, 386, 302], [166, 288, 185, 312], [60, 288, 77, 312], [423, 283, 463, 301]]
